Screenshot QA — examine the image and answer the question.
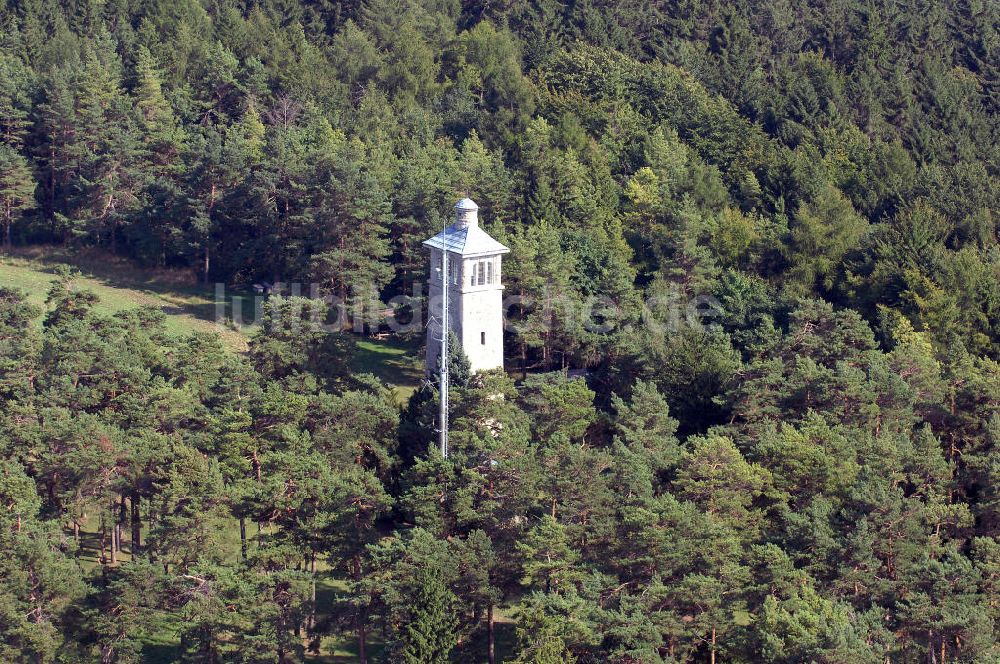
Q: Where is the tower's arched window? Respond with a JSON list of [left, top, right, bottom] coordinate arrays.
[[481, 331, 486, 345]]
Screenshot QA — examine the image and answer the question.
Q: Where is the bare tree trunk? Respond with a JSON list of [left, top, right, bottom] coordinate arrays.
[[203, 181, 216, 285], [251, 450, 262, 481], [309, 553, 317, 632], [358, 622, 367, 664], [710, 626, 716, 664], [488, 603, 496, 664], [354, 555, 367, 664], [47, 149, 55, 229], [131, 495, 141, 553], [99, 511, 107, 566], [118, 495, 127, 557], [239, 517, 247, 560], [109, 499, 118, 564]]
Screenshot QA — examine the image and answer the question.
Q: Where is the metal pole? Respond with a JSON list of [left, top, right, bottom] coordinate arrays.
[[439, 220, 449, 458]]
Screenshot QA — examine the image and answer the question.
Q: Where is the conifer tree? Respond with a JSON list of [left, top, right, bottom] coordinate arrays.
[[0, 53, 33, 149], [133, 47, 183, 172], [0, 144, 35, 250], [69, 48, 146, 251], [516, 515, 581, 594], [399, 569, 460, 664], [436, 329, 471, 388]]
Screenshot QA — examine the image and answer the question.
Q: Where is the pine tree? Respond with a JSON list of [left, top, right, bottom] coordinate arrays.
[[0, 144, 35, 250], [307, 137, 394, 318], [782, 182, 867, 297], [611, 379, 681, 475], [133, 47, 183, 172], [436, 330, 471, 388], [0, 287, 41, 401], [0, 53, 33, 149], [399, 569, 459, 664], [520, 371, 597, 442], [516, 515, 581, 594], [510, 591, 596, 664], [69, 48, 147, 250], [32, 66, 76, 237], [128, 46, 186, 263], [0, 460, 88, 662], [501, 221, 577, 371], [248, 295, 356, 389]]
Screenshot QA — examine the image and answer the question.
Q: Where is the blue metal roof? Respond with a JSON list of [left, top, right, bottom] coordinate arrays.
[[423, 222, 510, 257]]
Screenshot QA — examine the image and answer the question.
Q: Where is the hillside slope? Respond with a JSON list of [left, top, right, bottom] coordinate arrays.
[[1, 247, 248, 350]]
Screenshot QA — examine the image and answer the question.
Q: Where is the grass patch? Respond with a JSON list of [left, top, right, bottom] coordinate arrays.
[[2, 246, 427, 394], [353, 335, 424, 402], [0, 246, 248, 350]]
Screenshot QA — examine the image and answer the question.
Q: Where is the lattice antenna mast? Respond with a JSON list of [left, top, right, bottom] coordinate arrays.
[[438, 217, 449, 458]]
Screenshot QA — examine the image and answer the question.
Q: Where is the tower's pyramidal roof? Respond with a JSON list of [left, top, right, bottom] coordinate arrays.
[[423, 198, 510, 257]]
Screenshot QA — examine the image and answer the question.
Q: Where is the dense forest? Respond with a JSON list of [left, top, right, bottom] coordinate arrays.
[[1, 0, 999, 662]]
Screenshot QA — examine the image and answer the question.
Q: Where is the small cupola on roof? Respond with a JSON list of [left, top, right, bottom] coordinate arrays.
[[455, 197, 478, 228]]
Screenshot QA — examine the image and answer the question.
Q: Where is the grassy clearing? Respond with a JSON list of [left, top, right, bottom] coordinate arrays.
[[352, 336, 424, 402], [0, 246, 426, 395], [0, 246, 248, 350]]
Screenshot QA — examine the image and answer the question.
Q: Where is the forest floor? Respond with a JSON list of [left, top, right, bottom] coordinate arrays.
[[0, 246, 424, 396]]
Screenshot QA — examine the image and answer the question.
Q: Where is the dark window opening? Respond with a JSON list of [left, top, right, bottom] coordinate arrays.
[[481, 331, 486, 345]]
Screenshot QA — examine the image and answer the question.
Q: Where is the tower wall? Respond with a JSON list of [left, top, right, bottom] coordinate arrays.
[[458, 282, 505, 373], [424, 249, 461, 373], [423, 198, 509, 376], [425, 249, 506, 375]]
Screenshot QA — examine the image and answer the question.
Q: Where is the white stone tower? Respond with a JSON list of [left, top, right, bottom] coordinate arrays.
[[424, 198, 510, 374]]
